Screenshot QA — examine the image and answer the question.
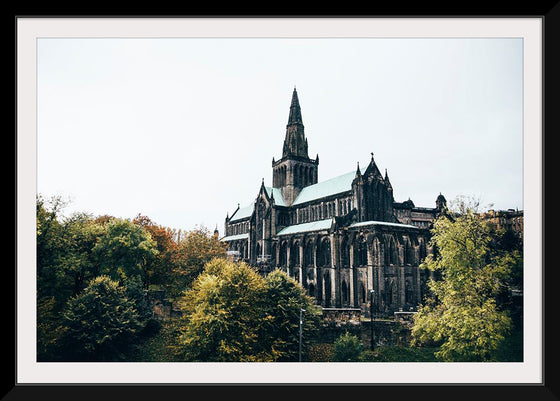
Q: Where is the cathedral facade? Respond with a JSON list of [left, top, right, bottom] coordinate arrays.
[[222, 88, 446, 316]]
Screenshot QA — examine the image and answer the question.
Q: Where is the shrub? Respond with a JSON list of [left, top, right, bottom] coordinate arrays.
[[331, 332, 364, 362]]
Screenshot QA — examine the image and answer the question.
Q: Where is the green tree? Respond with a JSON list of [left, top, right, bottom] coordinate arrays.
[[261, 270, 322, 361], [37, 194, 70, 302], [37, 296, 66, 361], [59, 276, 142, 361], [37, 196, 110, 359], [176, 258, 267, 361], [92, 218, 158, 286], [331, 332, 364, 362], [175, 259, 320, 362], [411, 196, 519, 362]]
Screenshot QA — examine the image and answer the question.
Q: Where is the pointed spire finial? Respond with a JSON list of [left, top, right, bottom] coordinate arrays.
[[288, 87, 303, 125]]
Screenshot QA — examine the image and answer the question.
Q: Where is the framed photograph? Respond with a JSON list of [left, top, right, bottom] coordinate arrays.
[[14, 10, 553, 399]]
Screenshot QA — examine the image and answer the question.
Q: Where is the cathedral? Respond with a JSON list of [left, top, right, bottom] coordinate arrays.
[[222, 88, 446, 316]]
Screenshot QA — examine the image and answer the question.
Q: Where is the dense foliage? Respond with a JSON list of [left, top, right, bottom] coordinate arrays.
[[175, 258, 321, 362], [331, 332, 364, 362], [35, 194, 523, 363], [59, 276, 142, 361], [411, 197, 522, 362], [36, 194, 226, 361]]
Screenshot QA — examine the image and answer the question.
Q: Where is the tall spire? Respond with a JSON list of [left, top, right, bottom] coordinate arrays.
[[287, 87, 303, 126], [273, 88, 319, 204], [283, 87, 308, 158]]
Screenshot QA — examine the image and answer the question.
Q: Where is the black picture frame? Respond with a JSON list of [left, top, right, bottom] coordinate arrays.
[[10, 3, 556, 400]]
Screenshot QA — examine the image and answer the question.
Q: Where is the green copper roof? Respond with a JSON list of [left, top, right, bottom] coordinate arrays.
[[230, 204, 254, 222], [221, 233, 249, 242], [229, 170, 354, 223], [276, 218, 333, 236], [349, 221, 418, 230], [265, 186, 286, 206], [293, 171, 355, 205]]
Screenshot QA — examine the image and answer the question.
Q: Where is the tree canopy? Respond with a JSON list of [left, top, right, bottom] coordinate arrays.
[[167, 227, 227, 297], [175, 258, 321, 362], [411, 197, 521, 361], [59, 276, 142, 361], [35, 194, 229, 361]]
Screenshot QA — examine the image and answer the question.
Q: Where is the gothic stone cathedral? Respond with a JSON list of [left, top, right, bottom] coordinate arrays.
[[222, 88, 447, 316]]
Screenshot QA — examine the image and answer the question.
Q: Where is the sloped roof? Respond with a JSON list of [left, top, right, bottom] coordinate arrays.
[[349, 220, 418, 230], [229, 170, 354, 222], [229, 204, 254, 222], [229, 186, 286, 223], [276, 218, 333, 236], [293, 171, 355, 205], [265, 186, 286, 207], [221, 233, 249, 242]]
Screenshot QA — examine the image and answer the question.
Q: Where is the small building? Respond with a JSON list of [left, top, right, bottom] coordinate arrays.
[[482, 209, 524, 237]]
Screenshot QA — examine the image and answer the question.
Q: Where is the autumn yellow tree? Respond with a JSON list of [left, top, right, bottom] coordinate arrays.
[[174, 258, 321, 362], [133, 214, 178, 288], [167, 226, 226, 297]]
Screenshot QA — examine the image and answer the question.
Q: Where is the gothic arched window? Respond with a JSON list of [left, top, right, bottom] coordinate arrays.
[[341, 237, 350, 267], [316, 238, 331, 267], [279, 242, 288, 266], [304, 241, 314, 266], [290, 242, 300, 266], [355, 237, 368, 266]]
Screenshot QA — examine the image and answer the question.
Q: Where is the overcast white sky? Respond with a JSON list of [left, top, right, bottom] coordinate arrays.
[[37, 36, 524, 234]]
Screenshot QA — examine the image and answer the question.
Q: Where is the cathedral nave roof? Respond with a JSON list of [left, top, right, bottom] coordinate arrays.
[[292, 171, 355, 206], [276, 218, 333, 236]]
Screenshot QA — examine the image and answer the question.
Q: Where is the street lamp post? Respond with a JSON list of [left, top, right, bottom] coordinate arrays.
[[369, 289, 375, 351], [299, 308, 306, 362]]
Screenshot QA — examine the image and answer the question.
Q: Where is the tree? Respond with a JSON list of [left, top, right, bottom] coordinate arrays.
[[37, 203, 107, 305], [133, 214, 178, 288], [176, 258, 268, 361], [58, 276, 142, 361], [168, 226, 226, 297], [175, 259, 321, 362], [261, 270, 322, 361], [37, 296, 66, 361], [37, 194, 70, 302], [92, 218, 158, 286], [331, 332, 364, 362], [411, 196, 520, 361]]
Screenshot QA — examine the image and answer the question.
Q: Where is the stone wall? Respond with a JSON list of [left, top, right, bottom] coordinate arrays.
[[318, 307, 412, 348]]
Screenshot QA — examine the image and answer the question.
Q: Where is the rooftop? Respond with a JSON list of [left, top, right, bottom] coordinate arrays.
[[276, 218, 333, 236], [349, 220, 418, 230], [265, 186, 286, 207], [221, 233, 249, 242], [293, 171, 355, 205], [229, 204, 254, 222]]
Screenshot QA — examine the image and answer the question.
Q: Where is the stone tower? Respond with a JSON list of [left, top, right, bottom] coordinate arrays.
[[272, 88, 319, 205]]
